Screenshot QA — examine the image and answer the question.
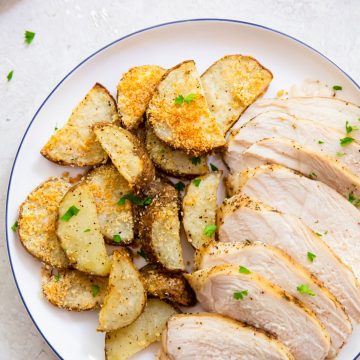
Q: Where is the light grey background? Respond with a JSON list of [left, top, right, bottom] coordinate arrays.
[[0, 0, 359, 359]]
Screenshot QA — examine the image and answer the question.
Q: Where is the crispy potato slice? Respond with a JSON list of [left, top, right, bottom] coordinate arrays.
[[140, 264, 196, 306], [98, 249, 146, 331], [139, 179, 185, 271], [18, 177, 71, 268], [183, 172, 221, 249], [41, 83, 119, 166], [146, 127, 208, 177], [85, 164, 134, 245], [57, 182, 111, 276], [147, 60, 226, 156], [93, 123, 155, 191], [105, 299, 178, 360], [201, 55, 273, 134], [41, 267, 108, 311], [117, 65, 166, 130]]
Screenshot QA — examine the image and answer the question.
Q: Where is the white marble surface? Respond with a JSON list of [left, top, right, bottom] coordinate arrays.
[[0, 0, 359, 359]]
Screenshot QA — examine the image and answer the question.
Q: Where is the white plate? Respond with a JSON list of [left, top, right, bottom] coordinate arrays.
[[6, 19, 360, 360]]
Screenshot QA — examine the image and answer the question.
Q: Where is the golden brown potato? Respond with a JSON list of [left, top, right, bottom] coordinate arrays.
[[57, 182, 111, 276], [140, 264, 196, 306], [41, 83, 119, 166], [98, 248, 147, 332], [41, 267, 108, 311], [18, 177, 71, 268]]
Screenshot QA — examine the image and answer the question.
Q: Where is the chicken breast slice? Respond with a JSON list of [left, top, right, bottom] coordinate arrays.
[[217, 191, 360, 323], [186, 265, 331, 360], [236, 97, 360, 140], [196, 241, 352, 357], [226, 165, 360, 281], [225, 111, 360, 176], [160, 313, 294, 360]]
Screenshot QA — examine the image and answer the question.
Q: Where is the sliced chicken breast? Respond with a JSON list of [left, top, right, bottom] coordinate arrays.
[[186, 265, 331, 360], [236, 97, 360, 140], [225, 110, 360, 176], [229, 137, 360, 201], [217, 192, 360, 323], [196, 241, 351, 357], [160, 313, 294, 360], [226, 165, 360, 281]]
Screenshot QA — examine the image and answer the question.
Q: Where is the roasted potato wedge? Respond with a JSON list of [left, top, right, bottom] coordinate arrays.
[[93, 123, 155, 191], [18, 177, 71, 268], [98, 248, 146, 331], [85, 164, 134, 245], [182, 172, 221, 249], [105, 298, 178, 360], [41, 267, 108, 311], [147, 60, 226, 156], [140, 264, 196, 306], [146, 127, 208, 177], [201, 55, 273, 134], [139, 179, 185, 271], [117, 65, 166, 130], [57, 182, 111, 276], [41, 83, 119, 166]]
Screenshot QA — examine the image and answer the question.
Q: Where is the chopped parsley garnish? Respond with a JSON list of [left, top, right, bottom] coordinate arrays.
[[332, 85, 342, 91], [60, 205, 80, 221], [7, 70, 13, 81], [315, 232, 322, 237], [91, 284, 100, 297], [175, 93, 196, 105], [54, 274, 61, 282], [25, 31, 35, 44], [203, 224, 217, 237], [11, 221, 18, 232], [210, 163, 218, 171], [308, 172, 317, 179], [233, 290, 248, 300], [137, 248, 148, 260], [307, 252, 316, 262], [117, 193, 152, 207], [318, 140, 324, 144], [345, 120, 359, 134], [340, 137, 355, 146], [239, 266, 251, 274], [297, 284, 316, 296], [113, 234, 122, 243], [54, 126, 58, 131], [191, 156, 201, 165], [336, 152, 345, 157], [174, 181, 185, 192], [192, 178, 201, 187], [348, 192, 360, 207], [84, 228, 90, 232]]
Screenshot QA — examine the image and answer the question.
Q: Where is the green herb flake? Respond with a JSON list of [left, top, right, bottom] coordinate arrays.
[[174, 95, 185, 105], [233, 290, 248, 300], [332, 85, 342, 91], [91, 284, 100, 297], [210, 163, 218, 171], [309, 172, 317, 179], [307, 252, 316, 263], [239, 266, 251, 274], [175, 93, 196, 105], [117, 193, 152, 207], [340, 137, 355, 146], [203, 224, 217, 238], [297, 284, 316, 296], [137, 248, 148, 260], [84, 228, 91, 232], [7, 70, 13, 81], [318, 140, 324, 144], [54, 274, 61, 282], [315, 232, 322, 237], [54, 126, 58, 132], [113, 234, 122, 243], [348, 192, 356, 203], [174, 181, 185, 192], [60, 205, 80, 221], [11, 221, 18, 232], [345, 120, 359, 134], [336, 152, 346, 157], [25, 31, 36, 44], [191, 156, 201, 165], [193, 178, 201, 187]]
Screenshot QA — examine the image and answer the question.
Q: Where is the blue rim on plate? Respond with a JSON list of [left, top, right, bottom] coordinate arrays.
[[5, 18, 360, 360]]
